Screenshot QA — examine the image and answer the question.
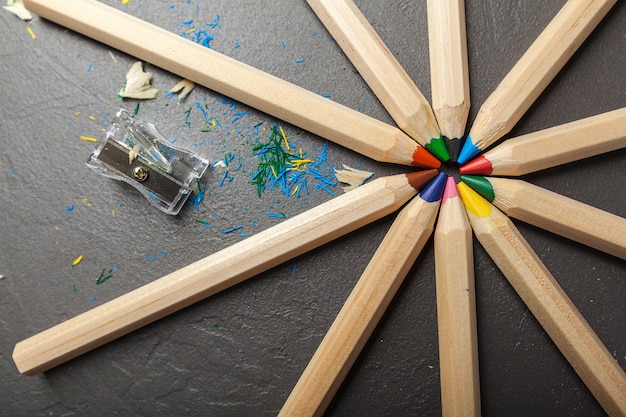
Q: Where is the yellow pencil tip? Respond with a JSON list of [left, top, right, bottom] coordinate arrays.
[[457, 182, 492, 217]]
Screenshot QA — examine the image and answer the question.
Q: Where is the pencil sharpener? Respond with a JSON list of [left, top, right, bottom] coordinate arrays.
[[86, 109, 209, 215]]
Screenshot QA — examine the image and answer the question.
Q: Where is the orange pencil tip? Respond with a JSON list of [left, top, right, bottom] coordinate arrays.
[[412, 147, 441, 169]]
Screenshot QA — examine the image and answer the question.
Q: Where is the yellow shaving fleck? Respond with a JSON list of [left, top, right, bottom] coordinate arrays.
[[26, 26, 36, 39], [75, 111, 81, 116], [72, 255, 83, 266], [291, 185, 299, 195], [279, 126, 290, 150], [88, 115, 96, 121], [80, 135, 98, 142]]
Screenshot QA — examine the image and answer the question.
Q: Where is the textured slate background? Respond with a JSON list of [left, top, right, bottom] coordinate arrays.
[[0, 1, 624, 416]]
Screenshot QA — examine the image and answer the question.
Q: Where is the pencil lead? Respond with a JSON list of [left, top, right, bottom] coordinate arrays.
[[460, 175, 495, 202], [424, 134, 451, 162], [441, 176, 459, 205], [443, 136, 464, 162], [419, 172, 447, 203], [405, 169, 439, 192], [456, 135, 480, 164], [412, 146, 442, 169], [457, 181, 492, 217], [459, 155, 493, 175]]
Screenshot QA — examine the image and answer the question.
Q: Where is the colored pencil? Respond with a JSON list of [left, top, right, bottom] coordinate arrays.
[[457, 0, 616, 164], [12, 171, 438, 376], [22, 0, 441, 169], [457, 182, 626, 417], [427, 0, 470, 158], [306, 0, 450, 162], [461, 175, 626, 260], [459, 107, 626, 176], [434, 177, 480, 417], [278, 173, 447, 417]]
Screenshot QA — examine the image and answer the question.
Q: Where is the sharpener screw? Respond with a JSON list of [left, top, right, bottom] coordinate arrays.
[[133, 166, 149, 182]]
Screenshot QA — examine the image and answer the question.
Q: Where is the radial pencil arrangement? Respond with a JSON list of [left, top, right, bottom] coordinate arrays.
[[8, 0, 626, 416]]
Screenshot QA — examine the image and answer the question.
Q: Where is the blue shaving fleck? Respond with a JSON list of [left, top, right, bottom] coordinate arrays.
[[221, 225, 243, 234]]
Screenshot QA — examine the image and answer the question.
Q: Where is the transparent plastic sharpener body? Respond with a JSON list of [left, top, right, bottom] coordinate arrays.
[[87, 109, 209, 215]]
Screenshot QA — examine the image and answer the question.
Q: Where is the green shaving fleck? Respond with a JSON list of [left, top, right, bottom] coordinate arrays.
[[96, 268, 114, 285]]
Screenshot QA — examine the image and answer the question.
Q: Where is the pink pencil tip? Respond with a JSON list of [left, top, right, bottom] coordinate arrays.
[[441, 176, 458, 205]]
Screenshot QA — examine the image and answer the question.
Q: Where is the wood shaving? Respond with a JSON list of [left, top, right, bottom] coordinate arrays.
[[3, 0, 32, 20], [118, 61, 160, 99], [128, 143, 140, 164], [334, 164, 374, 192], [167, 79, 194, 103]]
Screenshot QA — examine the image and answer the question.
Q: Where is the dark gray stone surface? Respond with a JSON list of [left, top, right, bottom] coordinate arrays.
[[1, 0, 624, 416]]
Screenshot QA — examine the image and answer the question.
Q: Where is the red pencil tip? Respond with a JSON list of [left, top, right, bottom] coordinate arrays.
[[412, 146, 441, 169], [459, 155, 492, 175]]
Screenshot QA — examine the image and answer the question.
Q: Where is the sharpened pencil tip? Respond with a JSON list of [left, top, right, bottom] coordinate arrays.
[[419, 172, 447, 203], [457, 182, 492, 217], [441, 176, 458, 205], [457, 136, 480, 164], [459, 155, 492, 175], [412, 146, 442, 169], [405, 169, 439, 191], [424, 135, 451, 162], [460, 175, 495, 202]]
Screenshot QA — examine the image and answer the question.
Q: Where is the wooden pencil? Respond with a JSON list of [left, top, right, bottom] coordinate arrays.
[[306, 0, 450, 162], [457, 182, 626, 417], [278, 173, 447, 417], [12, 170, 438, 376], [459, 107, 626, 176], [434, 177, 480, 417], [22, 0, 441, 169], [457, 0, 616, 164], [427, 0, 470, 156], [460, 175, 626, 260]]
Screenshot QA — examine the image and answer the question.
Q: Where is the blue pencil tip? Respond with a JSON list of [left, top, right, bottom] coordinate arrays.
[[419, 172, 447, 203], [457, 136, 480, 165]]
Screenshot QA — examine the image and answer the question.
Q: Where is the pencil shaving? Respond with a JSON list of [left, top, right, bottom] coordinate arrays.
[[3, 0, 32, 20], [167, 79, 194, 103], [335, 164, 373, 192], [118, 61, 160, 99], [128, 143, 140, 164]]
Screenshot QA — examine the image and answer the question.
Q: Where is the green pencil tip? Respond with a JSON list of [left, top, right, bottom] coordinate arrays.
[[425, 135, 451, 162], [460, 175, 495, 202]]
